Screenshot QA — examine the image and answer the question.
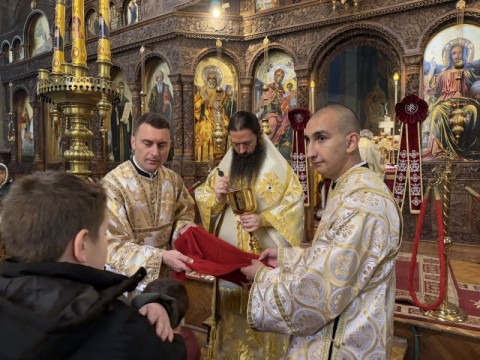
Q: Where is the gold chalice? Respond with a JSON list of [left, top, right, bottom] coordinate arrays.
[[228, 188, 261, 254]]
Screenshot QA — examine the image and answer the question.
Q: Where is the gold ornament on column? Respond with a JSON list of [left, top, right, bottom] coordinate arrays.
[[261, 37, 271, 135], [447, 0, 468, 144], [140, 45, 147, 115], [213, 39, 227, 152], [37, 0, 119, 178]]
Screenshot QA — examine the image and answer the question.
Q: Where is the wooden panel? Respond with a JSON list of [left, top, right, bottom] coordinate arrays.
[[183, 274, 214, 332], [395, 320, 480, 360]]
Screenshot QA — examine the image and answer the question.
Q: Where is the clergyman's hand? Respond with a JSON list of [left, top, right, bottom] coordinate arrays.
[[214, 175, 230, 203], [258, 247, 278, 268], [241, 259, 265, 281], [240, 213, 262, 232], [163, 250, 193, 272], [139, 303, 174, 342]]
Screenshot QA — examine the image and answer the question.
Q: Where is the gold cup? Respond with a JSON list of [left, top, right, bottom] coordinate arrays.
[[228, 188, 261, 254]]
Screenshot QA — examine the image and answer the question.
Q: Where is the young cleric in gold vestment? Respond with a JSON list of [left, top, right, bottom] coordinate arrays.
[[242, 105, 402, 360], [102, 113, 196, 291], [195, 110, 305, 359]]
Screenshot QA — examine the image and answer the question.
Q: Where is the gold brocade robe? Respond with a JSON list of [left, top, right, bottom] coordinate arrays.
[[195, 134, 305, 359], [102, 161, 195, 290], [247, 167, 402, 360]]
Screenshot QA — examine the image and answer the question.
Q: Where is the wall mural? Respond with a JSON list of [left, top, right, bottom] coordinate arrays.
[[15, 93, 34, 163], [254, 50, 297, 160], [109, 71, 132, 162], [126, 0, 139, 25], [321, 45, 393, 135], [422, 24, 480, 161], [146, 59, 174, 159], [30, 14, 52, 56], [86, 10, 99, 38], [194, 56, 237, 162]]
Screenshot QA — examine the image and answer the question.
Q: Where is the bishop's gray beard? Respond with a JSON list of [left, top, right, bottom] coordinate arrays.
[[229, 140, 266, 189]]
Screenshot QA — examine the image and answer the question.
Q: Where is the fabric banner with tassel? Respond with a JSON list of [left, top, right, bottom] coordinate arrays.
[[394, 94, 428, 214], [288, 108, 310, 205]]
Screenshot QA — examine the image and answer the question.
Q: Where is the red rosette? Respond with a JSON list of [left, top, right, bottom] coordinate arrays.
[[287, 108, 311, 131], [395, 94, 428, 125]]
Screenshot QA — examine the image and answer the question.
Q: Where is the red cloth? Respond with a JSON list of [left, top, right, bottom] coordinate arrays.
[[179, 327, 201, 360], [173, 227, 259, 285]]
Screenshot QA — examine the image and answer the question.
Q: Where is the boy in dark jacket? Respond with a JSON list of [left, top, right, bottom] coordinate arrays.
[[0, 171, 186, 360], [145, 279, 202, 360]]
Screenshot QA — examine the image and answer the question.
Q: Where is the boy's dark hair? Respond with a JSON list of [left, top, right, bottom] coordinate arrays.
[[132, 112, 170, 135], [0, 171, 106, 263], [144, 279, 189, 327]]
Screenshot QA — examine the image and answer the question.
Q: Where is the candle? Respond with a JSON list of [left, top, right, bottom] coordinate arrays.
[[8, 82, 13, 114], [71, 0, 86, 66], [393, 72, 400, 105], [52, 0, 65, 74], [310, 80, 315, 114], [97, 0, 111, 63]]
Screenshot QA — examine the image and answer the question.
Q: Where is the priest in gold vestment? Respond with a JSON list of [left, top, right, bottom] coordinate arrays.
[[102, 113, 196, 291], [242, 105, 402, 360], [195, 111, 305, 359]]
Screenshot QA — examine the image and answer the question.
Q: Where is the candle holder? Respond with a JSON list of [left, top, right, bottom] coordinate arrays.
[[37, 0, 119, 178]]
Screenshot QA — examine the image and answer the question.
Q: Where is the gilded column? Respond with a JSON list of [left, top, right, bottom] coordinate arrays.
[[52, 0, 65, 74], [71, 0, 87, 77], [239, 77, 253, 111]]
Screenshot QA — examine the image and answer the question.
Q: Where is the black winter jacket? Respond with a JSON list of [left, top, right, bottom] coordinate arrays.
[[0, 260, 186, 360]]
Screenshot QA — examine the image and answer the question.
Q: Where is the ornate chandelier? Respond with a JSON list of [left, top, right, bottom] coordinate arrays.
[[332, 0, 359, 10]]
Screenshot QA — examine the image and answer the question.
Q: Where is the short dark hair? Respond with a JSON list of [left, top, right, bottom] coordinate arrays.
[[132, 112, 170, 135], [227, 110, 261, 136], [144, 279, 188, 327], [0, 171, 107, 263]]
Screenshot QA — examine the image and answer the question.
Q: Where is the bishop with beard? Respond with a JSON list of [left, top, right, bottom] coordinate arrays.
[[195, 110, 305, 359]]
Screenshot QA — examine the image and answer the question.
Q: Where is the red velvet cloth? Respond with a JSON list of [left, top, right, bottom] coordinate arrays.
[[173, 227, 259, 285]]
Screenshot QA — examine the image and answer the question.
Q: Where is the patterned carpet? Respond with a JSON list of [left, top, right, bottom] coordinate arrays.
[[395, 252, 480, 331]]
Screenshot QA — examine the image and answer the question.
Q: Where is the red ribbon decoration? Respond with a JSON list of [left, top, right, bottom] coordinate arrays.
[[393, 94, 428, 213], [408, 187, 446, 310], [288, 108, 311, 205]]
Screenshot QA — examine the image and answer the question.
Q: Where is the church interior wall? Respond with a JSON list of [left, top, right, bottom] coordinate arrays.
[[1, 0, 480, 254]]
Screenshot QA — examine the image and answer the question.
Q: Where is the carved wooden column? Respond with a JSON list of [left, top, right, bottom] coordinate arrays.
[[181, 74, 195, 186], [31, 98, 43, 170], [403, 54, 422, 96], [91, 111, 106, 178], [169, 73, 183, 174], [136, 0, 142, 21], [9, 114, 18, 168], [296, 69, 310, 109], [239, 77, 253, 111], [129, 82, 142, 124]]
